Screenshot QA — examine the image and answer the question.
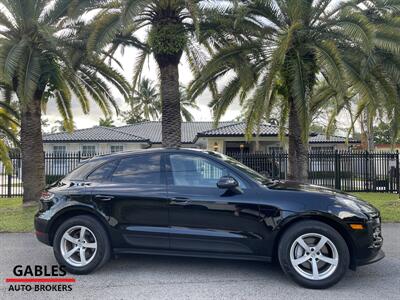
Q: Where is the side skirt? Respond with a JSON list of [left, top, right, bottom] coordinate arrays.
[[113, 248, 272, 262]]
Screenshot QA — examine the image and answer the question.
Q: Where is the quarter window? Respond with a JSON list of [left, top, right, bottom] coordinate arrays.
[[169, 154, 229, 187], [111, 154, 161, 184]]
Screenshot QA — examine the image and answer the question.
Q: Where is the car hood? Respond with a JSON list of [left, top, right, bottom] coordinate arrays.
[[267, 180, 379, 217], [267, 180, 341, 194]]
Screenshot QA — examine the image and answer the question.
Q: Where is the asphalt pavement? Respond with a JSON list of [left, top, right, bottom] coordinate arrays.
[[1, 224, 399, 300]]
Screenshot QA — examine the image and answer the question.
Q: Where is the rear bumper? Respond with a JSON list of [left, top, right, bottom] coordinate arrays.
[[34, 212, 51, 246], [35, 230, 51, 246]]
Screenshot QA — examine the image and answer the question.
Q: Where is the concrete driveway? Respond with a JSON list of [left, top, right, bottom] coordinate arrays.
[[1, 224, 399, 300]]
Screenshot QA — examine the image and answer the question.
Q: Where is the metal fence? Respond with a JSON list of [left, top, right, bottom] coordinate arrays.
[[227, 150, 400, 193], [0, 152, 91, 198], [0, 150, 399, 197]]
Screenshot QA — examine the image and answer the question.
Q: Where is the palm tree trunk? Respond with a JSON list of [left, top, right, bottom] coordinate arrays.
[[159, 62, 181, 148], [287, 98, 309, 181], [20, 93, 45, 204]]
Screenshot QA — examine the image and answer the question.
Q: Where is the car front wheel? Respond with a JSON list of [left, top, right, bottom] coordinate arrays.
[[53, 215, 111, 274], [278, 220, 350, 289]]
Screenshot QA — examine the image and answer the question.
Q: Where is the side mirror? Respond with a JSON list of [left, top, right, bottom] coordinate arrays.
[[217, 176, 239, 190]]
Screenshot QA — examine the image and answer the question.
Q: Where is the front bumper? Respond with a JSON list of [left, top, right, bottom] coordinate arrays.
[[357, 249, 385, 266], [351, 214, 384, 268]]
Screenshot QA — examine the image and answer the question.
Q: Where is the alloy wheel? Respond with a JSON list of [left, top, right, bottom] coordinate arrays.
[[60, 226, 97, 267], [289, 233, 339, 281]]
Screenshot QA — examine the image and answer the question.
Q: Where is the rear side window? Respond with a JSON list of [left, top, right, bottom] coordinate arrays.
[[111, 154, 162, 184], [87, 160, 119, 182]]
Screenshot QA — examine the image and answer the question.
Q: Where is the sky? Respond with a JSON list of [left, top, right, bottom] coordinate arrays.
[[43, 47, 243, 130], [43, 0, 345, 131]]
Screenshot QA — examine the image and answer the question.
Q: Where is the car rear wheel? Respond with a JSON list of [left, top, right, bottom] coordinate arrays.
[[278, 220, 350, 289], [53, 215, 111, 274]]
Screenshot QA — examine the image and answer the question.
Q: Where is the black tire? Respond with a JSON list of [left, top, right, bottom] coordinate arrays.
[[278, 220, 350, 289], [53, 215, 111, 274]]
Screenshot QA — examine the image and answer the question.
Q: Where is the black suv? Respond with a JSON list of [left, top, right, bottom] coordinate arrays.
[[35, 149, 384, 289]]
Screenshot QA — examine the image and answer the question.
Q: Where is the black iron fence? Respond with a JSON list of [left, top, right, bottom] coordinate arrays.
[[0, 150, 399, 197], [227, 150, 400, 193]]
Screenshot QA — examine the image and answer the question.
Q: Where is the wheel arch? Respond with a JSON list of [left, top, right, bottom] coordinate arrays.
[[273, 213, 357, 270], [48, 207, 112, 247]]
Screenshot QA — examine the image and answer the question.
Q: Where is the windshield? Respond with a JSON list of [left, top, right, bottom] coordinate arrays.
[[207, 151, 271, 184]]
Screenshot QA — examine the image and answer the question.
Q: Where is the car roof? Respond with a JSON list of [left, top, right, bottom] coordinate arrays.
[[89, 148, 212, 162]]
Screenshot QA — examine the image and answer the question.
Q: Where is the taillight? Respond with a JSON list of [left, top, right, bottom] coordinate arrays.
[[41, 191, 55, 201]]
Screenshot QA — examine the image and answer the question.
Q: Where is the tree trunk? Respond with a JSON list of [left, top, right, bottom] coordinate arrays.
[[158, 62, 181, 148], [287, 98, 309, 181], [20, 93, 45, 204]]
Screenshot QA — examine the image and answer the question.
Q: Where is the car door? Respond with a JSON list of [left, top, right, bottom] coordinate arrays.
[[166, 153, 265, 256], [89, 153, 169, 250]]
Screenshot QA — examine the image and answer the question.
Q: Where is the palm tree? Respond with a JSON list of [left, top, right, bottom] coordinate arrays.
[[51, 120, 77, 133], [190, 0, 397, 180], [179, 85, 199, 122], [313, 2, 400, 150], [0, 93, 19, 174], [0, 0, 131, 203], [131, 78, 161, 121], [130, 78, 198, 122], [87, 0, 208, 147], [99, 117, 115, 127]]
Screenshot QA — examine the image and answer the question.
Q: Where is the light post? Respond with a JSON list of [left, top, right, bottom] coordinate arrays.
[[213, 142, 219, 152], [240, 143, 245, 162]]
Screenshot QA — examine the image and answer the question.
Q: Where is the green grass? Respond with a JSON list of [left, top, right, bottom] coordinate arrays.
[[0, 197, 36, 233], [0, 193, 399, 233], [352, 193, 400, 223]]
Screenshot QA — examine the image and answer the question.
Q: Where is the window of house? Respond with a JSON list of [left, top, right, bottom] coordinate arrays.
[[82, 145, 96, 156], [53, 145, 66, 155], [310, 146, 335, 152], [268, 146, 284, 153], [110, 145, 124, 153], [111, 154, 161, 185]]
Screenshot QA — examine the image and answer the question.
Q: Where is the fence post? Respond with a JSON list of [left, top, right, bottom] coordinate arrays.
[[396, 150, 399, 197], [272, 150, 276, 179], [365, 150, 369, 192], [334, 150, 341, 190], [7, 174, 12, 198]]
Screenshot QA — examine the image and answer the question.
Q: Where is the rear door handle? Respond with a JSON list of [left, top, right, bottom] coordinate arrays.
[[95, 195, 114, 201]]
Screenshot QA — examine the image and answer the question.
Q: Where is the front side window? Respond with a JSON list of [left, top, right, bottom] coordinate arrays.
[[82, 145, 96, 157], [169, 154, 229, 187], [208, 151, 268, 184], [111, 154, 161, 184]]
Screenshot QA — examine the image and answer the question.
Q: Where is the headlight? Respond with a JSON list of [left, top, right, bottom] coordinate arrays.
[[335, 195, 377, 216]]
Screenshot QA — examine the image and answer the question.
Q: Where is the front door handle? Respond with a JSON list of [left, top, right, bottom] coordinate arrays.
[[170, 197, 190, 205], [94, 195, 114, 201]]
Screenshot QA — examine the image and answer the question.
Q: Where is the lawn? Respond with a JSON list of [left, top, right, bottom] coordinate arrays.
[[352, 193, 400, 223], [0, 197, 36, 233], [0, 193, 399, 233]]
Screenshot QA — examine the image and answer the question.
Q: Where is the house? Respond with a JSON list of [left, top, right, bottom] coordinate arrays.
[[43, 121, 361, 155], [375, 144, 400, 152]]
